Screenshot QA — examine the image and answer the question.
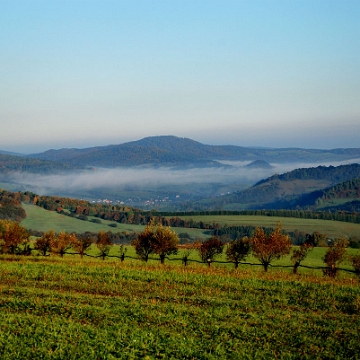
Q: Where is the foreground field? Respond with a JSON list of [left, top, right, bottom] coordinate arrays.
[[0, 256, 359, 359]]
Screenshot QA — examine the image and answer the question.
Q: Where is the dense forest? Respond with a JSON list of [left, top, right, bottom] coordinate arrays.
[[255, 164, 360, 186]]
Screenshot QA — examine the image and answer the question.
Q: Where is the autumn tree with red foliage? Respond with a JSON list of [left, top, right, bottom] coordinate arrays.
[[290, 243, 313, 274], [251, 224, 292, 272], [197, 236, 224, 265], [50, 231, 76, 257], [132, 222, 179, 264], [323, 237, 349, 277], [152, 223, 179, 264], [0, 219, 29, 254], [96, 231, 113, 260], [34, 229, 56, 256]]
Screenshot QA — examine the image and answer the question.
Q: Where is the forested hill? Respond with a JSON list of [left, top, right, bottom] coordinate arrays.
[[288, 178, 360, 210], [0, 153, 84, 174], [28, 135, 360, 167], [255, 164, 360, 186], [204, 164, 360, 210]]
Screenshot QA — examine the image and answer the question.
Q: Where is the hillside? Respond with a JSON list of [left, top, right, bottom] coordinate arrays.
[[28, 135, 360, 167], [287, 178, 360, 210], [0, 153, 83, 174], [201, 164, 360, 210]]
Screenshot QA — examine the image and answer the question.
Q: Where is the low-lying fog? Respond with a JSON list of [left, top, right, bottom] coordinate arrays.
[[3, 158, 359, 200]]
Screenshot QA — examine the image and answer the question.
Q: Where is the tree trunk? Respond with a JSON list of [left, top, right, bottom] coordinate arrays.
[[160, 254, 165, 264], [293, 263, 299, 274]]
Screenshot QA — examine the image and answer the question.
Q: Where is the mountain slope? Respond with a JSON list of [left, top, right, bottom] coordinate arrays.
[[28, 135, 360, 167], [202, 163, 360, 210], [0, 154, 84, 174], [287, 178, 360, 210]]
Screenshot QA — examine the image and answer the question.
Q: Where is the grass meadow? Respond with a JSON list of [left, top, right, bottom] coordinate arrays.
[[21, 204, 360, 242], [0, 253, 359, 359]]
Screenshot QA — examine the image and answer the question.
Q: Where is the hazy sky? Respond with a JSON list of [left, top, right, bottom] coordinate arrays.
[[1, 0, 359, 153]]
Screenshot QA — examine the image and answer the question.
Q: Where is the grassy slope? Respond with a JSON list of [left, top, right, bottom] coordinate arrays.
[[0, 256, 359, 359], [21, 203, 211, 239]]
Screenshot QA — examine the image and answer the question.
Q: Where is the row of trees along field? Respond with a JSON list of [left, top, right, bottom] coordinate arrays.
[[1, 219, 359, 277]]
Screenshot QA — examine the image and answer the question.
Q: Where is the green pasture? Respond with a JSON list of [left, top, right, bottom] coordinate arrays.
[[21, 204, 211, 239], [179, 214, 360, 239], [0, 256, 359, 359]]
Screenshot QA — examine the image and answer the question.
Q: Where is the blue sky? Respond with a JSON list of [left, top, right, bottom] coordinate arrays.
[[1, 0, 359, 153]]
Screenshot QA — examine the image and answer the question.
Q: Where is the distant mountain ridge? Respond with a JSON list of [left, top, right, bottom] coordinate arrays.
[[27, 135, 360, 168]]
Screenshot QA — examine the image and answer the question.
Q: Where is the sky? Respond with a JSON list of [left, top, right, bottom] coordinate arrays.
[[1, 0, 359, 154]]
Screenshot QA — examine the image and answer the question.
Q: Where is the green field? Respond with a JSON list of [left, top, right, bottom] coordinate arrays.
[[0, 255, 359, 359], [179, 215, 360, 239]]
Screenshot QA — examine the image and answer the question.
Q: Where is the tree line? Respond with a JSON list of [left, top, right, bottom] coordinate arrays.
[[1, 219, 359, 278]]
